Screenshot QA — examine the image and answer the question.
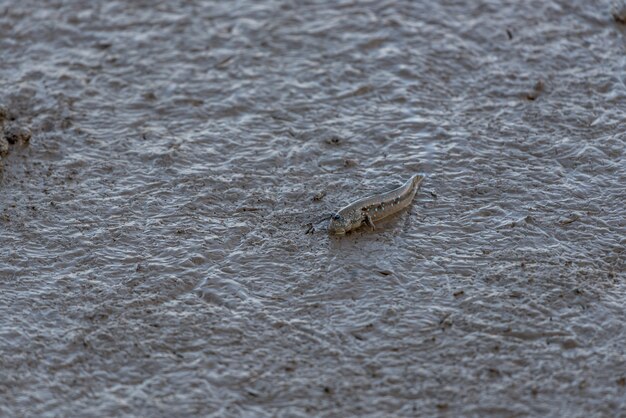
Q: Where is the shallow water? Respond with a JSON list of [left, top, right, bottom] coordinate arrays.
[[1, 0, 625, 416]]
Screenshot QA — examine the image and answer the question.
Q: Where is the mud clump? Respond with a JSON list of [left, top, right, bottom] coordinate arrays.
[[0, 135, 8, 157], [3, 124, 32, 145], [0, 105, 7, 125], [0, 104, 32, 163], [613, 0, 626, 23], [0, 105, 7, 159], [526, 80, 545, 101]]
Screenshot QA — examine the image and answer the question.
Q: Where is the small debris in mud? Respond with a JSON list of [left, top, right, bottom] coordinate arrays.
[[0, 105, 7, 125], [216, 55, 235, 68], [439, 313, 453, 329], [325, 135, 342, 145], [4, 124, 31, 145], [377, 270, 392, 276], [312, 191, 326, 201], [526, 80, 544, 100], [613, 1, 626, 23], [236, 206, 260, 213], [0, 136, 8, 157], [487, 367, 501, 377], [142, 91, 157, 101], [0, 104, 32, 164], [269, 109, 294, 122], [617, 377, 626, 386], [352, 333, 365, 341], [506, 29, 513, 39], [561, 339, 578, 350], [558, 213, 581, 225], [343, 158, 358, 168], [60, 117, 73, 130], [305, 223, 315, 234], [453, 290, 465, 298], [0, 105, 6, 158], [93, 41, 112, 50]]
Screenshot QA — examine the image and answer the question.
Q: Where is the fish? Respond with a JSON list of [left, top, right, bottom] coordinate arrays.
[[328, 174, 425, 235]]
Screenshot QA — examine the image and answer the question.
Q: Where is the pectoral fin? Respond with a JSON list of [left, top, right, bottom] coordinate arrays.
[[364, 213, 375, 230]]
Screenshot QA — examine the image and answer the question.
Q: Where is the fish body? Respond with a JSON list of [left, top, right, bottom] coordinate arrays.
[[328, 174, 425, 235]]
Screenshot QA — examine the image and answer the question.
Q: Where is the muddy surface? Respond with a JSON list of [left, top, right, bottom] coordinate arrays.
[[1, 1, 625, 417]]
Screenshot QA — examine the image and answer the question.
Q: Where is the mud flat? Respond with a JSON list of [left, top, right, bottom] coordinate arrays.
[[0, 104, 31, 167], [0, 1, 625, 417]]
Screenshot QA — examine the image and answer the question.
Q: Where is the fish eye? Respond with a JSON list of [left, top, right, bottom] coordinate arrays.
[[333, 214, 341, 220]]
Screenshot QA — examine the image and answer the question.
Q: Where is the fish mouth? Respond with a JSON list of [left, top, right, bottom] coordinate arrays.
[[329, 227, 346, 235]]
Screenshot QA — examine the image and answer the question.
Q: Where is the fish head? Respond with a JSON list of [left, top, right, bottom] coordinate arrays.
[[328, 212, 352, 235]]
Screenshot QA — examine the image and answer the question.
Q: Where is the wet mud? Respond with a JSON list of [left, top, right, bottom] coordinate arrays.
[[1, 1, 625, 417], [0, 104, 31, 169]]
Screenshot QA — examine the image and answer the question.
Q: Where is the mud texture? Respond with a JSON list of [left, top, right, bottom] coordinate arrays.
[[0, 1, 625, 417]]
